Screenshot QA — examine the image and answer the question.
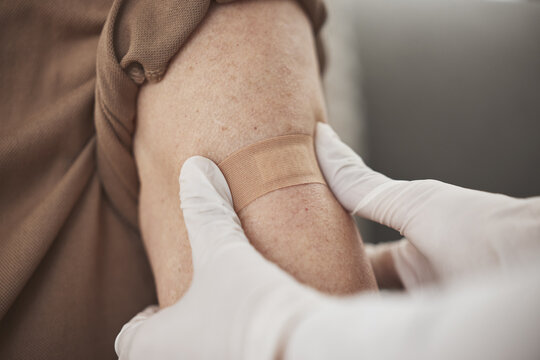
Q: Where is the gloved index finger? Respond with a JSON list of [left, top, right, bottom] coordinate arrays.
[[179, 156, 250, 268]]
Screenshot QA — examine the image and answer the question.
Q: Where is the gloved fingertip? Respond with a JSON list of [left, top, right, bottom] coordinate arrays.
[[179, 155, 217, 187], [179, 156, 250, 265], [315, 122, 340, 146], [315, 122, 354, 163], [179, 155, 234, 210]]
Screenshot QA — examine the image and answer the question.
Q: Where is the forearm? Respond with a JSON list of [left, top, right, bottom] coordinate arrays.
[[134, 0, 376, 306]]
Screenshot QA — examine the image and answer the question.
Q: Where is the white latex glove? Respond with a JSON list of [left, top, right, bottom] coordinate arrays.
[[115, 156, 324, 360], [116, 131, 540, 360], [285, 261, 540, 360], [315, 122, 540, 289]]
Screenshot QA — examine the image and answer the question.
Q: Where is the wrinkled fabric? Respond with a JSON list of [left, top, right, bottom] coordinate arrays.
[[0, 0, 326, 358], [96, 0, 326, 228]]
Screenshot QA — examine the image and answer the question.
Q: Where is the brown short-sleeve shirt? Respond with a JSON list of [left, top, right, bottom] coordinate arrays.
[[0, 0, 326, 358]]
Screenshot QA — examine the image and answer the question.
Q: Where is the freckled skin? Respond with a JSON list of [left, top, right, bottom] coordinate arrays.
[[240, 185, 376, 293], [134, 0, 377, 307]]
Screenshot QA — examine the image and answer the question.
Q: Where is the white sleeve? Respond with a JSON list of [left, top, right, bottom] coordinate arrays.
[[284, 264, 540, 360]]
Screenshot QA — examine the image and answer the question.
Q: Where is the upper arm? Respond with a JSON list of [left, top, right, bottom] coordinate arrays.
[[134, 0, 376, 306]]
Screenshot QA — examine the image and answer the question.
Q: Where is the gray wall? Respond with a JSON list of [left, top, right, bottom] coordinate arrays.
[[324, 0, 540, 243]]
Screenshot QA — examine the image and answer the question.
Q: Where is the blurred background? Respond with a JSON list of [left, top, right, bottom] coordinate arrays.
[[323, 0, 540, 243]]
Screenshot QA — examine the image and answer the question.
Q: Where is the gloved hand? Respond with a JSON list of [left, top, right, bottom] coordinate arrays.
[[115, 156, 325, 360], [116, 125, 540, 360], [315, 122, 540, 289]]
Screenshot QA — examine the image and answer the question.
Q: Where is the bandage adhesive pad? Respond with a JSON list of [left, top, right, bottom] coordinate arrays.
[[218, 134, 327, 212]]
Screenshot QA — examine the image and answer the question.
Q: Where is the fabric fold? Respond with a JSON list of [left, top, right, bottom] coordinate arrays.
[[94, 0, 327, 228]]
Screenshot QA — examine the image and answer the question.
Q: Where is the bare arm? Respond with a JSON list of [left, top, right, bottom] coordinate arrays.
[[134, 0, 377, 307]]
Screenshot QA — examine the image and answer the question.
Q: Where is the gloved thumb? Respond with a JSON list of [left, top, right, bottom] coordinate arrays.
[[315, 122, 396, 214], [179, 156, 250, 270], [316, 122, 424, 233]]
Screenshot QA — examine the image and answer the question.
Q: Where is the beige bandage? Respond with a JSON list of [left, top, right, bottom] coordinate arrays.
[[218, 134, 327, 212]]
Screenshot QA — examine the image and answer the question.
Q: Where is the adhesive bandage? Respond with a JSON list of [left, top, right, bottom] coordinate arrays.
[[218, 134, 327, 212]]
